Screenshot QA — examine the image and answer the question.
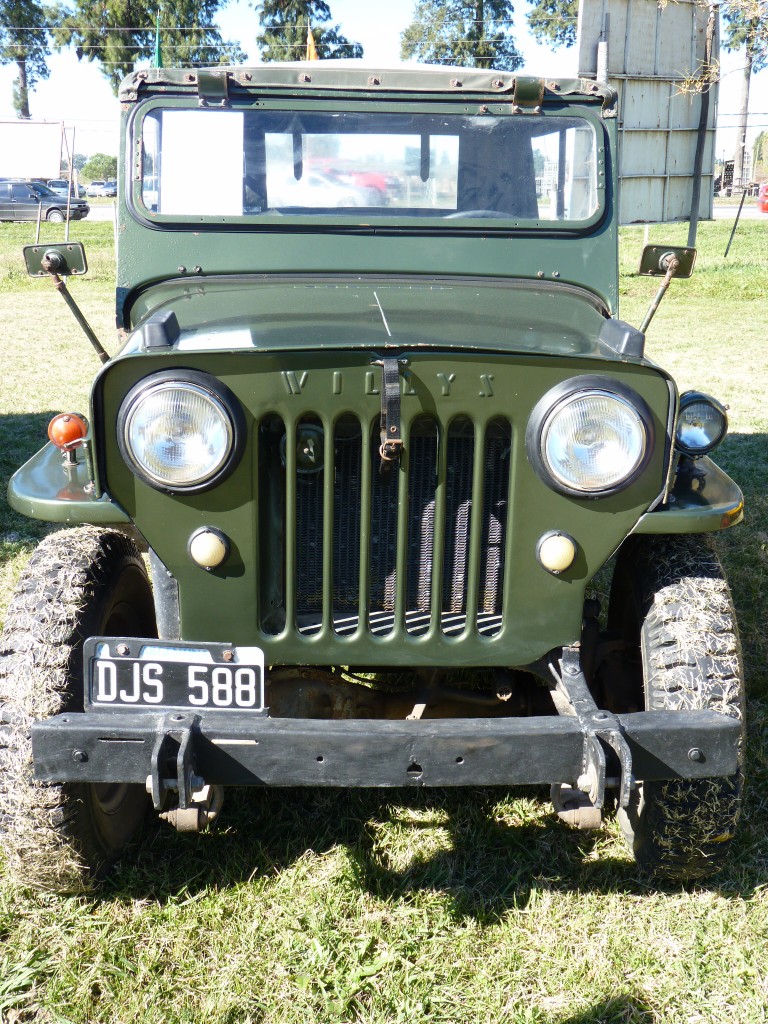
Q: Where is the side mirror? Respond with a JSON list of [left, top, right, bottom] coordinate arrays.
[[637, 245, 697, 334], [23, 242, 88, 278], [638, 245, 696, 279]]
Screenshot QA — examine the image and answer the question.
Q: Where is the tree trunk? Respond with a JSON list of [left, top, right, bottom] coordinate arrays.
[[15, 58, 31, 119], [732, 43, 753, 188]]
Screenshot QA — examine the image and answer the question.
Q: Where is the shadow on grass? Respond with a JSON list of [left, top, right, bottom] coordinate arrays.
[[0, 413, 55, 476], [0, 413, 59, 546], [556, 992, 654, 1024], [103, 778, 768, 921]]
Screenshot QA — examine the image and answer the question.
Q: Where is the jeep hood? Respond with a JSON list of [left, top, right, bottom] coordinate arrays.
[[126, 275, 619, 359]]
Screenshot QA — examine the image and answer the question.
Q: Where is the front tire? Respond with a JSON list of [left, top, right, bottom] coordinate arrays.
[[46, 208, 66, 223], [0, 527, 157, 892], [607, 535, 744, 880]]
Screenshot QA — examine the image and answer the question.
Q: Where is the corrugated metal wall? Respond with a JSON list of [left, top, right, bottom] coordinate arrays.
[[577, 0, 718, 223]]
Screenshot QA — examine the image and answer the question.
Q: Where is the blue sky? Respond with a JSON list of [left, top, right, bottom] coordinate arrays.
[[0, 0, 763, 159]]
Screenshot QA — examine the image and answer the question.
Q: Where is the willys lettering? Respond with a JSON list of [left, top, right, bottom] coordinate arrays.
[[280, 370, 492, 397]]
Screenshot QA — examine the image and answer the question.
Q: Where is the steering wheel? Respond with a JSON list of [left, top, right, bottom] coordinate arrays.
[[444, 210, 509, 219]]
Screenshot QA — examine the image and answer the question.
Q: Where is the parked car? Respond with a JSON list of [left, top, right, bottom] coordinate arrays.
[[87, 179, 118, 197], [1, 62, 745, 892], [758, 182, 768, 213], [0, 180, 89, 222], [47, 178, 86, 199], [266, 172, 368, 209]]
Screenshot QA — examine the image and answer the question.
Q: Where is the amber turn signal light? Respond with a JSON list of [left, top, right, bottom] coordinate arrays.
[[48, 413, 88, 451]]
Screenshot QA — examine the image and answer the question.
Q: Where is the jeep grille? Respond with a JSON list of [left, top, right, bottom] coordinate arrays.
[[258, 415, 510, 640]]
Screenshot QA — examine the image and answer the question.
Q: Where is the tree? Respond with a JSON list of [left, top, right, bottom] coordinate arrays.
[[82, 153, 118, 180], [0, 1, 52, 118], [526, 0, 577, 49], [721, 1, 768, 185], [400, 0, 522, 71], [52, 0, 246, 94], [524, 0, 768, 64], [256, 1, 363, 62], [753, 129, 768, 180]]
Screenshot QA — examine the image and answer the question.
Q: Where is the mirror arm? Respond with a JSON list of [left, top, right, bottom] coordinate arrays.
[[41, 253, 110, 364], [639, 254, 679, 334]]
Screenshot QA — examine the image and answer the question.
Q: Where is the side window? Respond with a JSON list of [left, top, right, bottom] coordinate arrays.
[[11, 184, 35, 200], [531, 125, 597, 221], [0, 184, 10, 200]]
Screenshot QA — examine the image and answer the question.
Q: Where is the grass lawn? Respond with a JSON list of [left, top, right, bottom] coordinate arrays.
[[0, 218, 767, 1024]]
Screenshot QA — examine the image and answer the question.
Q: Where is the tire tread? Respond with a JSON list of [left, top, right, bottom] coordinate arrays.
[[0, 526, 153, 892], [616, 535, 744, 881]]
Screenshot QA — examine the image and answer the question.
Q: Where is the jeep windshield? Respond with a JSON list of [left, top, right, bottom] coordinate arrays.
[[138, 106, 601, 227]]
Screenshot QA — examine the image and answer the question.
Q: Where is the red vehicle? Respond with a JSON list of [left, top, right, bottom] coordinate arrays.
[[758, 182, 768, 213]]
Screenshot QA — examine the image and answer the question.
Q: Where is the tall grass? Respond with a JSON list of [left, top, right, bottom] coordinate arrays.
[[0, 219, 767, 1024]]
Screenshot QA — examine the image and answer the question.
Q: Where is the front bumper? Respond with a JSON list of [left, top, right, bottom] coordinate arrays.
[[33, 708, 740, 798]]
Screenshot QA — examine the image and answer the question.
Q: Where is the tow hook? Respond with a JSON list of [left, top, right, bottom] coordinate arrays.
[[547, 644, 635, 819]]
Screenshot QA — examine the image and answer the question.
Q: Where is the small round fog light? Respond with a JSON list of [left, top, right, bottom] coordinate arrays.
[[189, 527, 229, 570], [675, 391, 728, 457], [538, 532, 577, 574]]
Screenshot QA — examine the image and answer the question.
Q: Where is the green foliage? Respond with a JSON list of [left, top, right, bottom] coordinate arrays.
[[400, 0, 522, 70], [81, 153, 118, 181], [752, 130, 768, 179], [721, 0, 768, 72], [256, 1, 363, 62], [524, 1, 768, 64], [52, 0, 246, 94], [526, 0, 577, 48], [0, 0, 52, 118]]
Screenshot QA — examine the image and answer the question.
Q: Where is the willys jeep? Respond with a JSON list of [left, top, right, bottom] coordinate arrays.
[[0, 63, 745, 890]]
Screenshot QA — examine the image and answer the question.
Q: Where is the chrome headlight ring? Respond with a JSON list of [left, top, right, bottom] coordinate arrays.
[[526, 375, 655, 498], [117, 369, 245, 493]]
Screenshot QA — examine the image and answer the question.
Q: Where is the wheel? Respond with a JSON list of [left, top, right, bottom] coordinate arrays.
[[46, 208, 65, 223], [0, 527, 157, 891], [605, 535, 744, 880]]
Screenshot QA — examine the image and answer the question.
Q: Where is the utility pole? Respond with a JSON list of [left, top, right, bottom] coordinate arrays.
[[732, 44, 753, 188]]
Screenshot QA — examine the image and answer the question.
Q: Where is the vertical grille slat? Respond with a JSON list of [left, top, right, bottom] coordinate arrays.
[[368, 426, 399, 633], [428, 422, 449, 635], [405, 423, 438, 635], [462, 421, 487, 636], [333, 420, 363, 631], [267, 410, 511, 641], [480, 426, 511, 618], [393, 419, 412, 634], [321, 416, 335, 631], [357, 417, 372, 632], [283, 418, 297, 631], [443, 419, 475, 616]]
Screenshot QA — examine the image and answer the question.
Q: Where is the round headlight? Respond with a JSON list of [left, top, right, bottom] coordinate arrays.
[[675, 391, 728, 457], [118, 372, 243, 491], [527, 378, 653, 496]]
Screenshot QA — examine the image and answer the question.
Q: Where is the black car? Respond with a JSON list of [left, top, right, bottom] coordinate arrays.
[[0, 180, 90, 222]]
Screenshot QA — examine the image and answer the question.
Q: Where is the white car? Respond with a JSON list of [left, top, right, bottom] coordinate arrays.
[[267, 173, 366, 209], [87, 180, 118, 197]]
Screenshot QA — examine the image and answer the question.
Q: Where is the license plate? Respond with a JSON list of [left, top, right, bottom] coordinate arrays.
[[84, 637, 265, 712]]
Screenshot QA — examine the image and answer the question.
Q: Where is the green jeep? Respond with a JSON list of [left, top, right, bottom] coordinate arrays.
[[0, 64, 745, 890]]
